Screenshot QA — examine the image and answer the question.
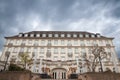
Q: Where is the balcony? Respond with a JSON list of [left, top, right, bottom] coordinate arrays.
[[54, 52, 58, 54], [75, 52, 79, 54], [68, 53, 73, 57], [94, 44, 98, 46], [47, 43, 52, 46], [80, 44, 85, 46], [34, 44, 38, 46], [67, 44, 72, 46], [21, 43, 25, 46], [61, 52, 65, 54], [106, 44, 111, 47], [18, 52, 24, 56], [8, 43, 13, 46], [46, 52, 51, 57]]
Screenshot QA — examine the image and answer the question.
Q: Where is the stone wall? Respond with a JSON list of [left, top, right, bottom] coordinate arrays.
[[0, 71, 31, 80], [78, 72, 120, 80]]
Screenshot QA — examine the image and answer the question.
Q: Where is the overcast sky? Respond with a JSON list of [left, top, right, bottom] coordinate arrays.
[[0, 0, 120, 57]]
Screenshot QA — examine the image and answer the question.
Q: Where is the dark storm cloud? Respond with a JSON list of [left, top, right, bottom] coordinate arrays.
[[0, 0, 120, 57]]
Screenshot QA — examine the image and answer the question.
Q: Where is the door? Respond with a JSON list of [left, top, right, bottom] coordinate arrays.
[[52, 68, 66, 79]]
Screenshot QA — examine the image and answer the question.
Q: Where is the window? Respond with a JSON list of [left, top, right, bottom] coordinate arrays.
[[39, 56, 44, 59], [30, 34, 34, 37], [16, 40, 20, 44], [54, 34, 58, 37], [48, 40, 51, 44], [107, 48, 111, 53], [54, 56, 58, 58], [85, 34, 89, 38], [91, 35, 95, 38], [93, 40, 98, 46], [82, 51, 86, 58], [61, 48, 65, 54], [68, 48, 73, 57], [27, 48, 31, 52], [73, 34, 77, 37], [67, 34, 71, 37], [61, 40, 64, 45], [67, 40, 72, 46], [42, 34, 46, 37], [47, 40, 51, 46], [41, 40, 45, 45], [99, 40, 103, 44], [74, 48, 79, 54], [54, 56, 58, 60], [8, 41, 13, 46], [68, 48, 72, 53], [20, 48, 24, 52], [54, 48, 58, 54], [75, 56, 79, 59], [48, 34, 52, 37], [47, 48, 51, 52], [40, 48, 44, 54], [61, 34, 65, 37], [34, 40, 38, 46], [74, 40, 78, 45], [24, 34, 28, 37], [96, 34, 100, 38], [80, 40, 85, 46], [21, 40, 26, 46], [106, 40, 109, 44], [34, 48, 38, 53], [36, 34, 40, 37], [13, 48, 18, 53], [79, 34, 83, 37], [81, 48, 85, 53], [19, 33, 22, 37], [86, 40, 90, 45], [22, 40, 26, 44], [54, 40, 58, 45], [61, 56, 65, 61], [46, 48, 51, 57], [28, 40, 32, 44], [61, 56, 65, 58]]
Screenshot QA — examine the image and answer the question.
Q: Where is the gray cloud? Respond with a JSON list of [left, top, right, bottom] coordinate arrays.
[[0, 0, 120, 57]]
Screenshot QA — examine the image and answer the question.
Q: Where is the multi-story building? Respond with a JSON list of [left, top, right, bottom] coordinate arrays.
[[0, 31, 119, 79]]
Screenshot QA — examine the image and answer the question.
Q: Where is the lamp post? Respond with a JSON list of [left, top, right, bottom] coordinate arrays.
[[3, 52, 10, 71]]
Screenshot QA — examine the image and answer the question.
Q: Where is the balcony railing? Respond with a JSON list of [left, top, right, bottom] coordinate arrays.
[[8, 43, 13, 46], [80, 44, 85, 46], [106, 44, 111, 47], [67, 44, 72, 46], [61, 52, 65, 54], [68, 53, 73, 57], [47, 43, 52, 46], [21, 43, 25, 46], [46, 52, 51, 57]]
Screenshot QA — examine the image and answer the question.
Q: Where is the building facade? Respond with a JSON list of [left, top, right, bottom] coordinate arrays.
[[0, 31, 119, 79]]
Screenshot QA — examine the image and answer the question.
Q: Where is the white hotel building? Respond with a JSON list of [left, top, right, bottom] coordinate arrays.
[[0, 31, 119, 79]]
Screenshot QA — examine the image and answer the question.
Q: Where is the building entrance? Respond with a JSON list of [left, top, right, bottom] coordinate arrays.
[[52, 68, 66, 79]]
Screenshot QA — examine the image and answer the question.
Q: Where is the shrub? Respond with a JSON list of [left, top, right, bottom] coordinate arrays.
[[8, 64, 24, 71]]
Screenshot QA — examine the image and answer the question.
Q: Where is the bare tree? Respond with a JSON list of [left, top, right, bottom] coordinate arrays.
[[83, 46, 107, 72], [82, 53, 91, 72]]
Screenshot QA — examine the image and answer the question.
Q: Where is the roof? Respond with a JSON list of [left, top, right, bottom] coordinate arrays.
[[4, 31, 114, 39]]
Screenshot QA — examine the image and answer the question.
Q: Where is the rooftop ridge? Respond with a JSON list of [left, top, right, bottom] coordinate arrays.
[[4, 31, 114, 39]]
